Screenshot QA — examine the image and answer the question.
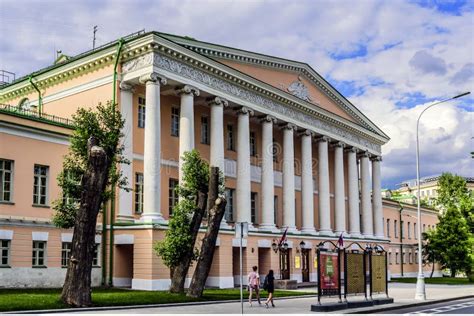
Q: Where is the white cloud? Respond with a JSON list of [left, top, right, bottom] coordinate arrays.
[[0, 0, 472, 187]]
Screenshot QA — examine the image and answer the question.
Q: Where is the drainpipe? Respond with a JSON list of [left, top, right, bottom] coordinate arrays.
[[28, 75, 43, 116], [108, 38, 125, 287], [101, 203, 107, 286], [398, 203, 404, 277]]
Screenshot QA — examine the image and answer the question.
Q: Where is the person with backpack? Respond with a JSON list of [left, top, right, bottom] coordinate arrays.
[[263, 269, 275, 308], [247, 265, 261, 306]]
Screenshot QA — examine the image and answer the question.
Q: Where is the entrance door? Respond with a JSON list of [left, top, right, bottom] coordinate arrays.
[[301, 249, 310, 282], [279, 249, 290, 280]]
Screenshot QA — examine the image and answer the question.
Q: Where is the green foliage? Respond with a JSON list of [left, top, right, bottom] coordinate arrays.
[[52, 102, 127, 228], [154, 150, 209, 268], [424, 205, 473, 276], [436, 173, 474, 233]]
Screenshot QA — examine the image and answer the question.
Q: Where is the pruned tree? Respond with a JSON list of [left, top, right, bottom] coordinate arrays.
[[187, 167, 226, 298], [53, 102, 126, 307], [154, 150, 209, 293]]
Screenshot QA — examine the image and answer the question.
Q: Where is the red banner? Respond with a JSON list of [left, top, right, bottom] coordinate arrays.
[[319, 252, 339, 295]]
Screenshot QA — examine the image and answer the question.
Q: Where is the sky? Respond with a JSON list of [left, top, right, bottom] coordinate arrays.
[[0, 0, 473, 189]]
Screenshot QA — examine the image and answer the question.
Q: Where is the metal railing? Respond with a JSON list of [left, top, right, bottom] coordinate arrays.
[[0, 104, 74, 128]]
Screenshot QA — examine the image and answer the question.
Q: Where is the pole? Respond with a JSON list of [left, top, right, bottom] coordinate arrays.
[[240, 222, 243, 315], [414, 91, 470, 301], [93, 25, 98, 50]]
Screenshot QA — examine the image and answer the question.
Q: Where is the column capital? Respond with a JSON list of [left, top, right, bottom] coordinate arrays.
[[260, 115, 277, 124], [176, 84, 200, 97], [315, 135, 330, 143], [236, 106, 254, 116], [139, 72, 167, 85], [207, 96, 228, 107], [331, 141, 345, 148], [358, 150, 370, 158], [371, 155, 382, 162], [299, 129, 315, 137], [344, 146, 359, 153], [119, 81, 135, 93], [280, 123, 297, 131]]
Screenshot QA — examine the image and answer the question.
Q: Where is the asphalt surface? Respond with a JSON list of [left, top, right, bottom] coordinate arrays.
[[379, 297, 474, 314]]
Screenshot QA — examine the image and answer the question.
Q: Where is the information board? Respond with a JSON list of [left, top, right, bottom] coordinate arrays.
[[371, 255, 386, 293], [319, 252, 339, 296], [346, 253, 365, 294]]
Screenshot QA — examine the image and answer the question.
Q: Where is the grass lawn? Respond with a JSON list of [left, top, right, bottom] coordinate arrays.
[[390, 277, 473, 285], [0, 288, 315, 312]]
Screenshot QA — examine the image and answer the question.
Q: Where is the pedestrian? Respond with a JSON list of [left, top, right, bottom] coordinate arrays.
[[247, 265, 261, 306], [263, 269, 275, 308]]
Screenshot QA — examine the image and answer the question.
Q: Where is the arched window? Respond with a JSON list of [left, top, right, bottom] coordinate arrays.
[[18, 98, 31, 110]]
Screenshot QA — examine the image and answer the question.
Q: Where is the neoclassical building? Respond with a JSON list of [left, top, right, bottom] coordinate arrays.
[[0, 31, 440, 289]]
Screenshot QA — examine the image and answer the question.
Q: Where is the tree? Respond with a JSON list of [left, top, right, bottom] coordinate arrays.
[[422, 230, 441, 278], [187, 167, 226, 298], [154, 150, 209, 293], [436, 173, 474, 233], [428, 205, 472, 277], [53, 102, 126, 306]]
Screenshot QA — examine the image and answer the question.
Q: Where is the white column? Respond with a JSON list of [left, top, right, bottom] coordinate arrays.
[[117, 82, 135, 222], [333, 142, 346, 236], [140, 73, 167, 222], [318, 136, 332, 235], [177, 85, 200, 183], [209, 97, 228, 172], [347, 147, 362, 238], [300, 130, 316, 234], [372, 156, 384, 239], [360, 151, 373, 238], [236, 107, 254, 227], [259, 116, 278, 232], [209, 97, 230, 229], [282, 123, 297, 233]]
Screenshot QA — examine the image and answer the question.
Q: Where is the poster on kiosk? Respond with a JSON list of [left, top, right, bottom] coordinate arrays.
[[319, 252, 339, 296]]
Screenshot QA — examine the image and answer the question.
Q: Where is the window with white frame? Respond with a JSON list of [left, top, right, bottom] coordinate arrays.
[[32, 241, 46, 267], [138, 96, 146, 128], [388, 252, 392, 265], [171, 107, 180, 136], [414, 223, 417, 239], [135, 173, 144, 214], [201, 116, 210, 144], [395, 252, 399, 264], [250, 131, 257, 156], [168, 178, 179, 216], [272, 139, 278, 162], [408, 222, 411, 239], [0, 159, 13, 202], [274, 195, 278, 225], [224, 188, 235, 222], [386, 219, 390, 237], [251, 192, 258, 224], [0, 240, 10, 267], [92, 243, 100, 266], [227, 125, 235, 151], [415, 251, 419, 264], [61, 242, 72, 267], [409, 252, 413, 264], [33, 165, 49, 206], [394, 220, 398, 238]]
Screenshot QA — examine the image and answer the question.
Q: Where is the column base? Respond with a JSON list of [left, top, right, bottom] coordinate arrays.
[[300, 227, 318, 235], [138, 213, 167, 224], [219, 221, 233, 230], [334, 231, 350, 238], [374, 234, 386, 240], [116, 215, 135, 223], [363, 234, 375, 239], [283, 226, 299, 234], [259, 224, 280, 233], [348, 232, 363, 239], [318, 229, 334, 237]]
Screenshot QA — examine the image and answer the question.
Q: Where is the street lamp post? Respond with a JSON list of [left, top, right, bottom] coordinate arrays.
[[414, 91, 470, 300]]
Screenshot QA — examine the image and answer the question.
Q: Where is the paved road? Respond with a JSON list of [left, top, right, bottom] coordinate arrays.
[[379, 297, 474, 314]]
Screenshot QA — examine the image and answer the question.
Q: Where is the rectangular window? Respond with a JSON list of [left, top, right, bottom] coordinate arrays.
[[134, 173, 144, 214], [395, 253, 399, 264], [33, 165, 49, 206], [415, 252, 419, 264], [32, 241, 46, 267], [0, 240, 10, 266], [272, 139, 278, 162], [61, 242, 72, 268], [227, 125, 235, 150], [274, 195, 278, 225], [409, 252, 413, 264], [388, 252, 392, 265], [0, 159, 13, 202], [401, 220, 404, 239], [138, 96, 146, 128], [394, 220, 398, 238], [171, 107, 180, 136], [423, 224, 426, 232], [250, 131, 257, 156], [168, 178, 179, 216], [92, 244, 100, 266], [224, 188, 235, 222], [201, 116, 210, 144], [408, 222, 411, 239], [414, 223, 417, 240], [251, 192, 258, 224], [386, 219, 390, 237]]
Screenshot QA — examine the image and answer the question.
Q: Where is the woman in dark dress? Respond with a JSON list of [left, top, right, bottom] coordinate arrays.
[[264, 269, 275, 308]]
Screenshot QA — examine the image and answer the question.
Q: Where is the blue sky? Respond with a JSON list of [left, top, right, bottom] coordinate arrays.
[[1, 0, 472, 188]]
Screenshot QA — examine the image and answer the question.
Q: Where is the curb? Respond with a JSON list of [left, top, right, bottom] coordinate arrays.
[[4, 294, 317, 314], [347, 295, 474, 314]]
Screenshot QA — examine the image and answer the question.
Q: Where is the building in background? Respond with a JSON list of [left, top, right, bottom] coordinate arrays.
[[0, 31, 440, 289]]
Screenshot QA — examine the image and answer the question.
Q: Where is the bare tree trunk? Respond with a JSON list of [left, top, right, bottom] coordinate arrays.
[[187, 167, 226, 298], [61, 138, 110, 307], [169, 191, 207, 293], [430, 261, 435, 278]]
